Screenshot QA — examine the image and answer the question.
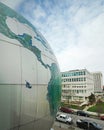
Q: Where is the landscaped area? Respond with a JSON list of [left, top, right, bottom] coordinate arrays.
[[87, 101, 104, 114], [70, 104, 85, 110], [61, 102, 85, 110], [61, 99, 104, 114]]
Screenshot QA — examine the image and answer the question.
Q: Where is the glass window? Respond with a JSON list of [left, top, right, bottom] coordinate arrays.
[[77, 90, 79, 93], [79, 72, 81, 75]]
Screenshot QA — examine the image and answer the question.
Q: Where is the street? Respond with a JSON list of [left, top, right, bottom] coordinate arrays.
[[53, 111, 104, 130]]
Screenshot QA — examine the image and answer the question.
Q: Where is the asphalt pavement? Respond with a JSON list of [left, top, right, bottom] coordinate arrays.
[[53, 121, 81, 130], [53, 111, 104, 130], [53, 124, 81, 130]]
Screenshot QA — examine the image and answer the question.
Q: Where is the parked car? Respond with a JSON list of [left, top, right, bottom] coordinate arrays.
[[76, 119, 103, 130], [100, 115, 104, 120], [77, 110, 90, 117], [56, 113, 73, 124], [60, 107, 74, 114]]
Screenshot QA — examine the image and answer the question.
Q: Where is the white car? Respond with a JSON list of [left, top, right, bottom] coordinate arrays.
[[56, 114, 73, 124]]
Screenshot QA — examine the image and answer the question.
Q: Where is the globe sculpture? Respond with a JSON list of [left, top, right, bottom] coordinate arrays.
[[0, 2, 61, 130]]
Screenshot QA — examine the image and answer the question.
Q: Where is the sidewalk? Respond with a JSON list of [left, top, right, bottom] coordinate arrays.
[[83, 104, 95, 111]]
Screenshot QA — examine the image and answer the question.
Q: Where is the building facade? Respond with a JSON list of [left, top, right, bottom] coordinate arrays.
[[61, 69, 94, 102], [92, 72, 103, 93], [0, 2, 61, 130]]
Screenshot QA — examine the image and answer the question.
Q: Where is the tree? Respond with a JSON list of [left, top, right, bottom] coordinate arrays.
[[88, 93, 96, 104]]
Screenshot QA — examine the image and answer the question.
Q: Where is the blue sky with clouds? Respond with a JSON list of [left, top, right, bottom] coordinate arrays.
[[1, 0, 104, 78]]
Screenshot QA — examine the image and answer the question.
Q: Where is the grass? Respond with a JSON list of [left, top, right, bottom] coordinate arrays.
[[71, 104, 85, 110], [87, 102, 104, 114], [60, 102, 85, 110]]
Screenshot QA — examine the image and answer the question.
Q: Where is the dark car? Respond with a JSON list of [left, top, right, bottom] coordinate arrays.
[[76, 119, 103, 130], [100, 115, 104, 120], [60, 107, 74, 114], [77, 110, 89, 117]]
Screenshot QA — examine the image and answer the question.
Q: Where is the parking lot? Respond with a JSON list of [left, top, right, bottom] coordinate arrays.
[[53, 122, 81, 130], [53, 111, 104, 130]]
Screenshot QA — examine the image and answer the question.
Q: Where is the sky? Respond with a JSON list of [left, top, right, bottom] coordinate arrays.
[[1, 0, 104, 79]]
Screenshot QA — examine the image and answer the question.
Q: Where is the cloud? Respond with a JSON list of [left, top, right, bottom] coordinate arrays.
[[1, 0, 104, 77], [33, 5, 46, 20], [23, 0, 104, 77], [78, 13, 104, 47], [57, 12, 104, 75]]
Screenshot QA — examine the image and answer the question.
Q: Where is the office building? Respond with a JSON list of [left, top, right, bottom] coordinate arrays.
[[92, 72, 103, 93], [61, 69, 94, 102]]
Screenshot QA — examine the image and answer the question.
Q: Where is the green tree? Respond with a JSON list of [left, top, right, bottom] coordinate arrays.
[[88, 93, 96, 104]]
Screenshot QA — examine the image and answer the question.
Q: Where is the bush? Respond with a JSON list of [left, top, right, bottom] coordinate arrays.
[[97, 99, 103, 104]]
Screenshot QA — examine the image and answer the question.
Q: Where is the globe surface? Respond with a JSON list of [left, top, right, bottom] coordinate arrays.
[[0, 2, 61, 130]]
